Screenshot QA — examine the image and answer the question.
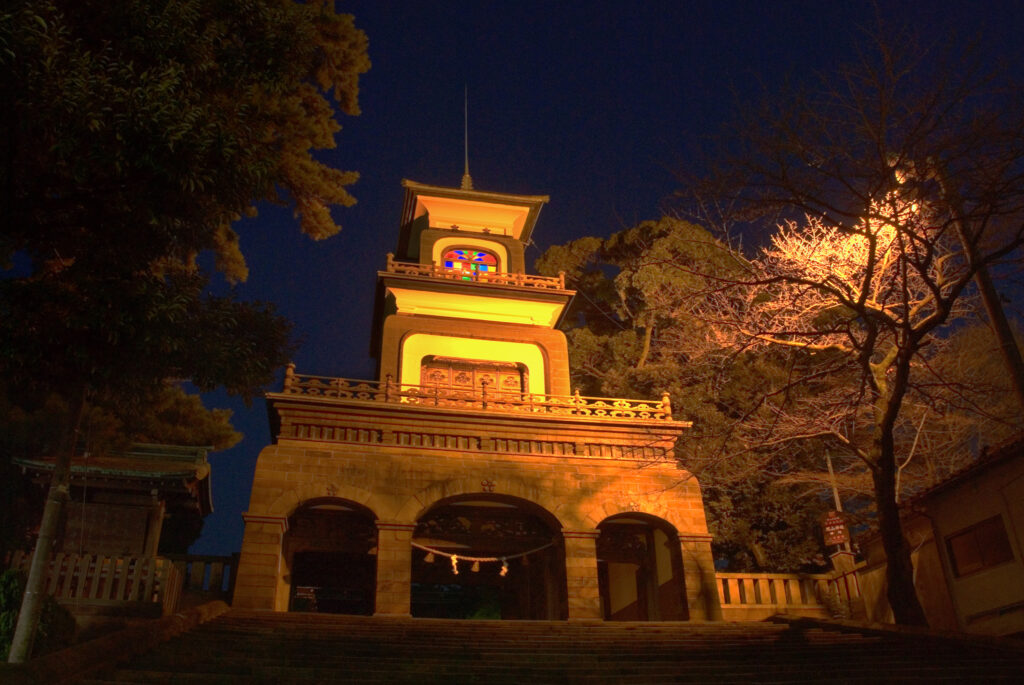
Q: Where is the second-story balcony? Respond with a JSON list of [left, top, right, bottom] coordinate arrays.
[[277, 365, 678, 424], [384, 254, 567, 291]]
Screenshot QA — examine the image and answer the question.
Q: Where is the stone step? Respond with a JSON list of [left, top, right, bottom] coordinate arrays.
[[80, 610, 1024, 684]]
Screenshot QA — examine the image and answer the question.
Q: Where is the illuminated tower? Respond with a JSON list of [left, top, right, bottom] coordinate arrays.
[[377, 180, 572, 400], [234, 179, 721, 622]]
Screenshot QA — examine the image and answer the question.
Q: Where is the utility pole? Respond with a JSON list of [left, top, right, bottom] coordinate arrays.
[[7, 390, 85, 663], [927, 160, 1024, 416]]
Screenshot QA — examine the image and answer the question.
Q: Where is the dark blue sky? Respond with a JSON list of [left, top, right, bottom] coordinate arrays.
[[191, 0, 1024, 554]]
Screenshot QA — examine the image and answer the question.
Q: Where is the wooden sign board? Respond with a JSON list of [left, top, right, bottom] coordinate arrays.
[[821, 511, 849, 546]]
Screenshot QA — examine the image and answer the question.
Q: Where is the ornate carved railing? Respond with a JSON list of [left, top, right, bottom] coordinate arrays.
[[7, 551, 183, 615], [280, 366, 674, 422], [385, 254, 567, 290]]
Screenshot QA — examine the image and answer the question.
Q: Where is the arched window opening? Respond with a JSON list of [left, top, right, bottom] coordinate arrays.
[[285, 499, 378, 615], [596, 514, 688, 621], [411, 495, 567, 620], [442, 247, 499, 279]]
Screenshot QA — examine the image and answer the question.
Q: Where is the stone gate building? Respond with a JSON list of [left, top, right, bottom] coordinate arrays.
[[233, 179, 721, 621]]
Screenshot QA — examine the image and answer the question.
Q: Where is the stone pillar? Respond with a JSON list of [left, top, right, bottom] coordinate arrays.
[[374, 520, 415, 617], [563, 529, 601, 620], [830, 549, 856, 574], [234, 513, 289, 610], [679, 533, 722, 621]]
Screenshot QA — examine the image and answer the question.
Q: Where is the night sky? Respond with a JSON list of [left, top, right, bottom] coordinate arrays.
[[190, 0, 1024, 555]]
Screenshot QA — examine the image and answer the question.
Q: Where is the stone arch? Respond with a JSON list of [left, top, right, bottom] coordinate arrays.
[[578, 491, 688, 534], [396, 477, 572, 529], [595, 512, 688, 621], [267, 482, 377, 519], [409, 491, 569, 620], [431, 236, 510, 273], [282, 496, 380, 615]]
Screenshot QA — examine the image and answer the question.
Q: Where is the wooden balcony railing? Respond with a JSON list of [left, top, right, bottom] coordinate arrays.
[[7, 551, 183, 616], [280, 367, 675, 423], [385, 254, 567, 290]]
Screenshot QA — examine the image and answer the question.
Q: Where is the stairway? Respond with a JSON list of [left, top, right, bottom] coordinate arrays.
[[81, 610, 1024, 684]]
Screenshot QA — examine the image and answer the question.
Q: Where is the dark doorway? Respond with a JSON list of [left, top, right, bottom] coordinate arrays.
[[286, 500, 377, 615], [290, 549, 375, 614], [597, 514, 688, 621], [411, 495, 566, 620]]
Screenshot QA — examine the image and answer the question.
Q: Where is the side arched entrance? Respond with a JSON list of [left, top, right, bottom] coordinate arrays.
[[284, 498, 378, 615], [597, 513, 688, 621], [410, 494, 567, 620]]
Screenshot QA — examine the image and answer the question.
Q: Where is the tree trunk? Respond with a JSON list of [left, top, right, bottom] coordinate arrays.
[[872, 454, 928, 626], [7, 387, 86, 663], [636, 323, 653, 369]]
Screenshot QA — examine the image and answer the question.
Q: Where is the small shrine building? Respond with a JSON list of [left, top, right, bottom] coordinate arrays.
[[233, 179, 721, 621]]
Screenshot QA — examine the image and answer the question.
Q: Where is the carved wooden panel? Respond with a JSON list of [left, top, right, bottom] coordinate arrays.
[[421, 356, 527, 398]]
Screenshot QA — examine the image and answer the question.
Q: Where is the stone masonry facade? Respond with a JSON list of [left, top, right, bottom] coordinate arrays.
[[233, 397, 722, 620]]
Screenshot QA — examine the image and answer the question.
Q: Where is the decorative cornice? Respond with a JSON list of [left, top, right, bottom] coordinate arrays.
[[242, 512, 289, 533]]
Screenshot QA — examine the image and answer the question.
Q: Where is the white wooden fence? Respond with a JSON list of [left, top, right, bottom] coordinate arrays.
[[7, 551, 182, 615]]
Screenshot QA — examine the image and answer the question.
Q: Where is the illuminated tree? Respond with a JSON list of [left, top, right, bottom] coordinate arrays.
[[678, 26, 1024, 625], [689, 192, 1020, 624]]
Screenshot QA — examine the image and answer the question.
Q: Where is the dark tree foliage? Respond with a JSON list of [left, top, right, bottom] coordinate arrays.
[[0, 1, 369, 656], [0, 0, 370, 397], [2, 0, 370, 277], [0, 0, 370, 414]]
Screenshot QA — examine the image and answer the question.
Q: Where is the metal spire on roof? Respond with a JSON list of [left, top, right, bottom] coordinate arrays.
[[461, 86, 473, 190]]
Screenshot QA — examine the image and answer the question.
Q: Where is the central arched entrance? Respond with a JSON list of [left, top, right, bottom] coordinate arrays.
[[285, 498, 377, 615], [410, 494, 567, 619]]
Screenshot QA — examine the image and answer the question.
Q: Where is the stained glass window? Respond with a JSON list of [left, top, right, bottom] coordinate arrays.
[[442, 248, 498, 279]]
